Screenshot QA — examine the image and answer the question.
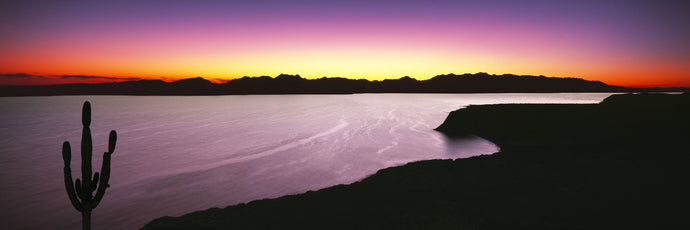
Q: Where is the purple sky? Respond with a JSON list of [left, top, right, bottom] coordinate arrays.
[[1, 0, 689, 86]]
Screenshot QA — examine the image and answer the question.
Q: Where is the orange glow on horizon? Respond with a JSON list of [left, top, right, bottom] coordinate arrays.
[[4, 69, 688, 88], [2, 1, 688, 88], [2, 32, 687, 87]]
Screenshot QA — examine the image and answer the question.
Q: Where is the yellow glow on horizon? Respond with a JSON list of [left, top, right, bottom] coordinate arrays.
[[2, 41, 688, 87], [91, 45, 572, 82]]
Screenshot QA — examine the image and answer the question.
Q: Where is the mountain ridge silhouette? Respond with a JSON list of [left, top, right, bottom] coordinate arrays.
[[1, 73, 686, 96]]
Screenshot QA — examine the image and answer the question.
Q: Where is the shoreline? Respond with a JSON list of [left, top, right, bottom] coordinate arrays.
[[141, 93, 690, 229]]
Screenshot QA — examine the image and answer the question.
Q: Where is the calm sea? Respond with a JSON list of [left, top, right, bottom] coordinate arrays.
[[0, 93, 613, 229]]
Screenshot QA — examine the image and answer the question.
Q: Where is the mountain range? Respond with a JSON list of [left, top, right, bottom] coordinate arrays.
[[1, 73, 685, 96]]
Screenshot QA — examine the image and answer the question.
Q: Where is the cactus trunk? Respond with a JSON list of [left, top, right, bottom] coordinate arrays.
[[63, 101, 117, 230], [83, 210, 91, 230]]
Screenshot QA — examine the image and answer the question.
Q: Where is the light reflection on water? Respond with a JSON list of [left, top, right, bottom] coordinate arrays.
[[0, 93, 612, 230]]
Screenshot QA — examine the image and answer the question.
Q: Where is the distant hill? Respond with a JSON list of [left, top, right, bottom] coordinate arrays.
[[0, 73, 685, 96]]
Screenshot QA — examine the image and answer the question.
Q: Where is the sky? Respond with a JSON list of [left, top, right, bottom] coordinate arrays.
[[1, 0, 689, 87]]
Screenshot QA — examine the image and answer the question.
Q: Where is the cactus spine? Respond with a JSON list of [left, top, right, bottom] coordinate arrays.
[[63, 101, 117, 230]]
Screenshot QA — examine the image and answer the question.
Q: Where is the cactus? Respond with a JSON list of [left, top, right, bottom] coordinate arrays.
[[62, 101, 117, 230]]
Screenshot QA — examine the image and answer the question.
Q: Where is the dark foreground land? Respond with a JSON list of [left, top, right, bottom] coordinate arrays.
[[141, 93, 690, 230]]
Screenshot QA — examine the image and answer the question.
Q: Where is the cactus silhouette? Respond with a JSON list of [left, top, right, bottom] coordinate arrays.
[[62, 101, 117, 230]]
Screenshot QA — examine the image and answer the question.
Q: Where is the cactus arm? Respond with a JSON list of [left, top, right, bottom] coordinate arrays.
[[91, 172, 99, 190], [93, 131, 116, 208], [108, 130, 117, 153], [63, 142, 83, 212], [76, 179, 84, 200], [92, 152, 111, 209]]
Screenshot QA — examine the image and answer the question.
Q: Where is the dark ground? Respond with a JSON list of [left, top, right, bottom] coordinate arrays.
[[141, 93, 690, 230]]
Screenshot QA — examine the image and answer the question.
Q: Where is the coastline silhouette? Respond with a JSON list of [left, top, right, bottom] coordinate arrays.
[[141, 93, 690, 229]]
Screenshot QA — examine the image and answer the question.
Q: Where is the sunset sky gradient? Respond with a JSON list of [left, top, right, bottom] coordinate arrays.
[[1, 0, 689, 87]]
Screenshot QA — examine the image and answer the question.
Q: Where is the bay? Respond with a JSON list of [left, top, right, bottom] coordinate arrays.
[[0, 93, 612, 229]]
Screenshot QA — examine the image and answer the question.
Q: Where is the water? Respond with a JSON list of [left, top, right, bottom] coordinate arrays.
[[0, 93, 612, 230]]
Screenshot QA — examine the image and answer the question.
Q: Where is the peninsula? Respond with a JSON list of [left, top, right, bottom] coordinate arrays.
[[141, 93, 690, 229]]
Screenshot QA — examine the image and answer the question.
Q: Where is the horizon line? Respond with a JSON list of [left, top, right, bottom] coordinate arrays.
[[1, 72, 688, 88]]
